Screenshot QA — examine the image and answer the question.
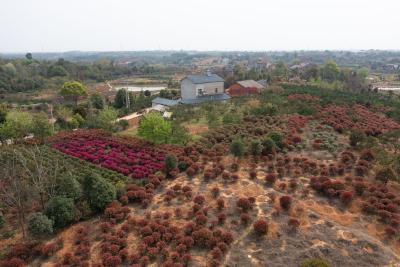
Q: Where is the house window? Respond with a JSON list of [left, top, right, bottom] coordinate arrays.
[[198, 89, 203, 96], [215, 88, 218, 93]]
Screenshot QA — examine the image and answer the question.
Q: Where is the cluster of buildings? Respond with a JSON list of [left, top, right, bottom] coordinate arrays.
[[151, 71, 267, 110]]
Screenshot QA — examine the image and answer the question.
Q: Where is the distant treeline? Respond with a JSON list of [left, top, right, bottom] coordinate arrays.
[[0, 55, 165, 93]]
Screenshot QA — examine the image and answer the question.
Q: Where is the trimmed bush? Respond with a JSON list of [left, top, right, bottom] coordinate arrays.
[[339, 191, 354, 205], [27, 213, 53, 237], [279, 195, 292, 210], [250, 140, 262, 156], [45, 196, 75, 228], [230, 139, 245, 158], [165, 154, 178, 174], [237, 198, 252, 212], [84, 174, 116, 211], [253, 219, 268, 235], [262, 138, 276, 154], [267, 131, 283, 148], [56, 174, 82, 201]]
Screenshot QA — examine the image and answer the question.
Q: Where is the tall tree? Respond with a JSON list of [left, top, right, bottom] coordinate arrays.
[[138, 112, 172, 144], [114, 89, 128, 109], [32, 112, 54, 141], [0, 148, 32, 238], [60, 81, 87, 105], [15, 146, 60, 210], [322, 60, 340, 82], [90, 92, 105, 109], [0, 111, 33, 142]]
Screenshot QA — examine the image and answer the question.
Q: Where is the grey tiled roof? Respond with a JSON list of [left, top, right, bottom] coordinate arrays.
[[180, 93, 230, 105], [257, 80, 268, 87], [237, 80, 264, 89], [184, 74, 224, 84], [152, 97, 179, 106]]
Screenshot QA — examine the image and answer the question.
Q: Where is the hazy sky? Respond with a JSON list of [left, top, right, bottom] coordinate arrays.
[[1, 0, 399, 52]]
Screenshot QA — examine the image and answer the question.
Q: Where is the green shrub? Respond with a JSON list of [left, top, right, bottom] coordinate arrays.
[[375, 167, 397, 184], [230, 139, 245, 158], [117, 119, 129, 130], [222, 112, 241, 124], [84, 174, 116, 212], [0, 213, 4, 229], [56, 175, 82, 201], [178, 161, 189, 171], [262, 137, 276, 154], [300, 258, 331, 267], [28, 212, 54, 237], [250, 103, 278, 116], [250, 140, 262, 156], [267, 131, 283, 148], [349, 129, 366, 146], [45, 196, 75, 228], [165, 154, 178, 173]]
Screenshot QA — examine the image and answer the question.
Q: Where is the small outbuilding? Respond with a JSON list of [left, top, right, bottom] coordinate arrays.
[[226, 80, 265, 97]]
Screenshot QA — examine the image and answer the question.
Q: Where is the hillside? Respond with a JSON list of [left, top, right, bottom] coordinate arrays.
[[1, 86, 400, 267]]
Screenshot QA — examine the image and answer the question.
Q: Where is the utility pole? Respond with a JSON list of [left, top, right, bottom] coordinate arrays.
[[125, 89, 130, 110]]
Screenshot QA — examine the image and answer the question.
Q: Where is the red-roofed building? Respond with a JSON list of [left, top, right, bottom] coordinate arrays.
[[226, 80, 265, 97]]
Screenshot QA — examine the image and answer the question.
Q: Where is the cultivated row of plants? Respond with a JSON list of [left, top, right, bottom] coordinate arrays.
[[51, 129, 166, 179]]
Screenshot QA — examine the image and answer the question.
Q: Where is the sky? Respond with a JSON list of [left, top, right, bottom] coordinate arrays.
[[1, 0, 399, 52]]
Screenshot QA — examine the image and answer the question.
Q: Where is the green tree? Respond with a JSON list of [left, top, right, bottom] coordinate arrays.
[[25, 53, 33, 60], [90, 93, 104, 109], [170, 123, 190, 145], [84, 174, 116, 212], [114, 89, 128, 109], [144, 90, 151, 97], [1, 111, 33, 141], [138, 112, 172, 144], [322, 60, 340, 82], [27, 212, 53, 237], [272, 61, 288, 81], [56, 175, 82, 201], [32, 112, 53, 141], [45, 196, 75, 228], [0, 105, 7, 124], [48, 65, 68, 77], [60, 81, 87, 105], [85, 107, 118, 131], [230, 139, 245, 158]]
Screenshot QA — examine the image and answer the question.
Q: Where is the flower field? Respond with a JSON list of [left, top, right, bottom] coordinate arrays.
[[52, 130, 166, 179], [319, 104, 400, 135]]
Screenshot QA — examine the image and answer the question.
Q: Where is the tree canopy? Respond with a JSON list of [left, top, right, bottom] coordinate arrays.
[[60, 81, 87, 104], [138, 112, 172, 144]]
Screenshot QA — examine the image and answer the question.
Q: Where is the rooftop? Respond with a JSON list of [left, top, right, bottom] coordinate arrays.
[[184, 73, 224, 84], [152, 97, 179, 107], [180, 93, 230, 104], [237, 80, 264, 89]]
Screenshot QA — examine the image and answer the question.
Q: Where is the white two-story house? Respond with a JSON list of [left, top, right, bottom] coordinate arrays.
[[151, 72, 230, 108], [180, 72, 230, 104]]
